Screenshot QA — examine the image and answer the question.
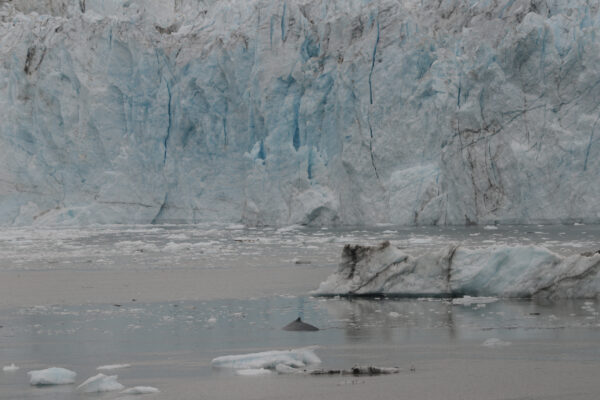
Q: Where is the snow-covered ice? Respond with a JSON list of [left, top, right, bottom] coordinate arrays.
[[97, 364, 131, 371], [236, 368, 273, 376], [211, 348, 321, 370], [314, 242, 600, 298], [28, 367, 77, 385], [120, 386, 160, 394], [452, 296, 499, 306], [77, 373, 125, 392], [3, 364, 19, 372]]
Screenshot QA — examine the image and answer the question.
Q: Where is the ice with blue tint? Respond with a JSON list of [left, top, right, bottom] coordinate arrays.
[[314, 242, 600, 298], [28, 367, 77, 386], [77, 373, 124, 393], [1, 0, 599, 226]]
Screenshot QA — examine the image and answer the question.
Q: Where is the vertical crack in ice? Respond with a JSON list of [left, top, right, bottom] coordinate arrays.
[[281, 2, 287, 42], [163, 82, 172, 165], [79, 0, 86, 13], [151, 193, 168, 224], [583, 114, 599, 171], [367, 16, 381, 181], [368, 116, 380, 181], [368, 18, 380, 105]]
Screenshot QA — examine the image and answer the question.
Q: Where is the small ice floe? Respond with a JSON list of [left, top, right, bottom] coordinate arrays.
[[77, 373, 124, 393], [207, 316, 217, 325], [236, 368, 272, 376], [97, 364, 131, 371], [388, 311, 401, 318], [482, 338, 511, 348], [211, 347, 321, 371], [483, 225, 498, 230], [120, 386, 160, 394], [28, 367, 77, 385], [3, 364, 19, 372], [452, 296, 499, 306]]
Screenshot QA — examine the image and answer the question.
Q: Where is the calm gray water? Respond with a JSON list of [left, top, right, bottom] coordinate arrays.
[[0, 224, 599, 399]]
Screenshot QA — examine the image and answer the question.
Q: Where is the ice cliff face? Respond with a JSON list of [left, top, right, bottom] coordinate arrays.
[[313, 241, 600, 298], [1, 0, 599, 226]]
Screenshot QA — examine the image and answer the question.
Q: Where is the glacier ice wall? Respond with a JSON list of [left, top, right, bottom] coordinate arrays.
[[0, 0, 599, 226]]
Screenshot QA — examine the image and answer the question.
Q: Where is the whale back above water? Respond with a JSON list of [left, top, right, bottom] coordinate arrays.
[[282, 318, 319, 331]]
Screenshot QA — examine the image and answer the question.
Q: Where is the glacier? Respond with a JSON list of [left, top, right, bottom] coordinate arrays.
[[313, 241, 600, 298], [1, 0, 600, 226]]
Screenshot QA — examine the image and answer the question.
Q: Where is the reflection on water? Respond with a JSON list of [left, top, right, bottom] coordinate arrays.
[[1, 297, 599, 398]]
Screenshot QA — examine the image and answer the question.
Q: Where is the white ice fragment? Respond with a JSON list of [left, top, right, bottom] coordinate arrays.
[[3, 364, 20, 372], [388, 311, 401, 318], [483, 225, 498, 230], [482, 338, 511, 348], [207, 316, 217, 325], [452, 296, 498, 306], [275, 364, 303, 374], [28, 367, 77, 385], [97, 364, 131, 371], [78, 373, 124, 393], [211, 347, 321, 370], [120, 386, 160, 394], [236, 368, 273, 376]]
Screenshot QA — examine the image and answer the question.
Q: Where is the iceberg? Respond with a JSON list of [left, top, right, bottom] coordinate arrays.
[[1, 1, 600, 226], [97, 363, 131, 371], [28, 367, 77, 386], [120, 386, 160, 394], [77, 373, 125, 393], [2, 363, 19, 372], [313, 242, 600, 299], [211, 347, 321, 370]]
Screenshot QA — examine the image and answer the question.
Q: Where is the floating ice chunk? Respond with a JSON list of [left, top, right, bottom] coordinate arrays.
[[482, 338, 511, 348], [97, 364, 131, 371], [207, 316, 217, 325], [483, 225, 498, 230], [78, 373, 124, 392], [388, 312, 401, 318], [452, 296, 499, 306], [211, 347, 321, 370], [313, 242, 600, 298], [275, 364, 303, 374], [236, 368, 273, 376], [3, 364, 19, 372], [120, 386, 160, 394], [28, 367, 77, 385]]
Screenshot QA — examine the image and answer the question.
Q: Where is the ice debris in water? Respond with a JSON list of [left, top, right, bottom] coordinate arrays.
[[28, 367, 77, 385], [482, 338, 511, 348], [97, 364, 131, 371], [314, 242, 600, 298], [120, 386, 160, 395], [211, 347, 321, 371], [3, 364, 19, 372], [452, 296, 499, 306], [236, 368, 273, 376], [78, 373, 125, 393]]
